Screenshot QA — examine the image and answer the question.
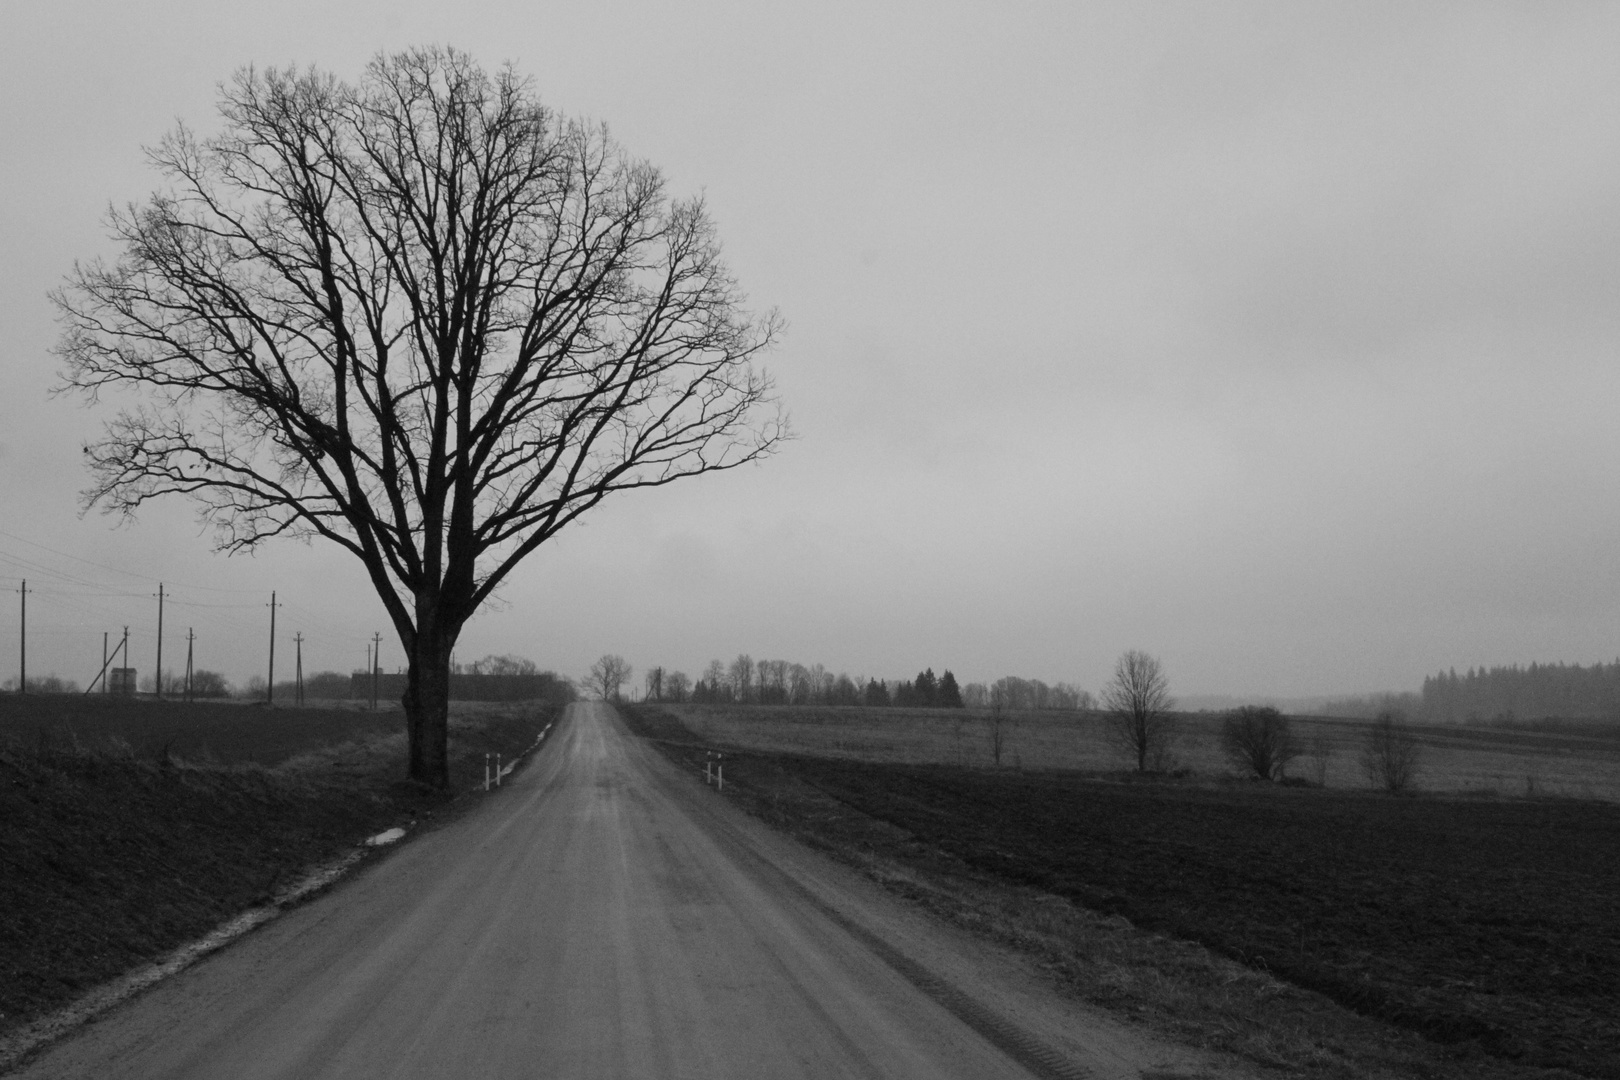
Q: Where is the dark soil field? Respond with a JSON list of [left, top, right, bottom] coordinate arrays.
[[0, 694, 401, 767], [623, 705, 1620, 1079], [0, 694, 557, 1038]]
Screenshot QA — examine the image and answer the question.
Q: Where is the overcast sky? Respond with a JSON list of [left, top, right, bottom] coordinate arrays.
[[3, 2, 1619, 699]]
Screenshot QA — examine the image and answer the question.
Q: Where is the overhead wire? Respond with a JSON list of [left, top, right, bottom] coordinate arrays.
[[0, 527, 388, 684]]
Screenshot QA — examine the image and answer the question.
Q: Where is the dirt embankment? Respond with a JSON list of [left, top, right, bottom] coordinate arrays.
[[0, 698, 556, 1036]]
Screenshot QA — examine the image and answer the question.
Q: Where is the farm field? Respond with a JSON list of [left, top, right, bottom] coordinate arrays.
[[666, 702, 1620, 800], [636, 704, 1620, 1079], [0, 694, 402, 768], [0, 694, 556, 1038]]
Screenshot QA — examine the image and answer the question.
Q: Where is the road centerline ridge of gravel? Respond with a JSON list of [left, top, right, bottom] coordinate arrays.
[[11, 700, 1193, 1080]]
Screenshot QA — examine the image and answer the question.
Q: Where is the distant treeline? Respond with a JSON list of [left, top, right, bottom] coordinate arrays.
[[642, 655, 1091, 710], [278, 654, 573, 703], [347, 669, 574, 704], [1421, 661, 1620, 722]]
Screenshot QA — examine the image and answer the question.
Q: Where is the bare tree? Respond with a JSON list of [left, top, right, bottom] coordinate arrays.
[[1220, 705, 1300, 781], [663, 670, 690, 703], [474, 654, 538, 676], [1101, 650, 1175, 772], [644, 665, 664, 702], [788, 663, 811, 704], [701, 659, 729, 702], [589, 655, 631, 702], [729, 653, 754, 703], [987, 681, 1012, 766], [54, 49, 783, 787], [1360, 711, 1420, 793]]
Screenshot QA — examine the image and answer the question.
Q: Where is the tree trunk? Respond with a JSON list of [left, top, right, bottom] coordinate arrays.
[[404, 623, 454, 789]]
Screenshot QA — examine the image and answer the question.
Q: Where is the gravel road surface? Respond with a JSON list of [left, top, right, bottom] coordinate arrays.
[[11, 701, 1229, 1079]]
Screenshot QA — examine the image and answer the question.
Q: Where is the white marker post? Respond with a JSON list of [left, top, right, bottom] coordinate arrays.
[[717, 764, 723, 792], [496, 753, 502, 787], [484, 754, 490, 792]]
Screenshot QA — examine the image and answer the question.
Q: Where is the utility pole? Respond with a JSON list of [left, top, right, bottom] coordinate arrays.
[[266, 591, 279, 704], [371, 632, 382, 711], [184, 628, 195, 701], [294, 632, 304, 706], [17, 580, 27, 694], [101, 631, 108, 695], [154, 583, 164, 699]]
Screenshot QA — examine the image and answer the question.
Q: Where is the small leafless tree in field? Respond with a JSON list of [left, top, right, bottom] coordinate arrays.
[[590, 655, 632, 702], [1102, 650, 1175, 772], [987, 682, 1013, 766], [1360, 711, 1420, 793], [1220, 705, 1300, 781]]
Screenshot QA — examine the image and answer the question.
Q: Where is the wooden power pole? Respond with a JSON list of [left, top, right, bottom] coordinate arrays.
[[154, 583, 164, 699], [266, 591, 278, 704], [16, 580, 27, 695]]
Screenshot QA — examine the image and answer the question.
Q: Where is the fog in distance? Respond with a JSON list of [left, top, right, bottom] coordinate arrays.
[[2, 3, 1617, 699]]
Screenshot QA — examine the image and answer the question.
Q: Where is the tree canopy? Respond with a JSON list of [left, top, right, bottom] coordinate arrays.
[[55, 47, 784, 786]]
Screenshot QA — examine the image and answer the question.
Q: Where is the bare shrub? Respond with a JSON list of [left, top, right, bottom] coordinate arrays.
[[1102, 650, 1175, 772], [1360, 711, 1420, 793], [987, 683, 1016, 766], [1220, 706, 1300, 781]]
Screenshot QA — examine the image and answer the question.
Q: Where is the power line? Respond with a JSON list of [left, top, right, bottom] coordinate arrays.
[[0, 528, 266, 594]]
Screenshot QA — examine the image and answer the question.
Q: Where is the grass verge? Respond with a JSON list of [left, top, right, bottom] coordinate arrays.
[[621, 703, 1607, 1080], [0, 701, 557, 1037]]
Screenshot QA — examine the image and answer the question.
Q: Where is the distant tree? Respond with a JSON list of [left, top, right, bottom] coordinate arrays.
[[21, 674, 80, 695], [702, 659, 730, 703], [863, 678, 890, 707], [936, 670, 963, 708], [788, 663, 812, 704], [1101, 650, 1175, 772], [830, 674, 860, 706], [589, 655, 632, 702], [729, 654, 755, 703], [644, 666, 665, 702], [664, 670, 690, 703], [914, 668, 939, 706], [1053, 682, 1093, 710], [987, 681, 1013, 765], [1360, 711, 1421, 793], [473, 655, 539, 677], [1220, 705, 1300, 781], [961, 682, 988, 708], [240, 675, 268, 701]]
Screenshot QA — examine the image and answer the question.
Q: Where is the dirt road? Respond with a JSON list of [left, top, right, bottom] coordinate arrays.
[[12, 702, 1227, 1079]]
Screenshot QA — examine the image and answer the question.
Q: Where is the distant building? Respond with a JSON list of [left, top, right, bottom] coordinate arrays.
[[109, 668, 137, 696]]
